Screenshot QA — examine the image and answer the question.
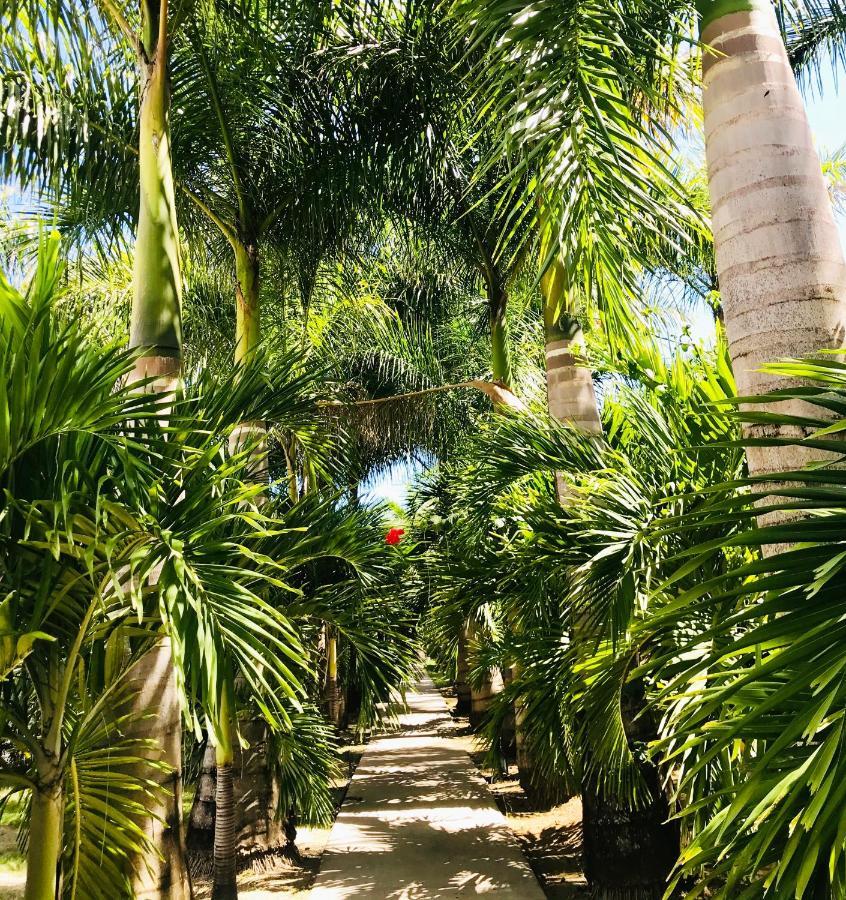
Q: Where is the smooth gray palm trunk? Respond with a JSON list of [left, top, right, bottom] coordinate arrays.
[[702, 0, 846, 489]]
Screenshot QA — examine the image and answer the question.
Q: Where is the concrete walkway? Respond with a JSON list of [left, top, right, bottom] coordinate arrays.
[[308, 676, 546, 899]]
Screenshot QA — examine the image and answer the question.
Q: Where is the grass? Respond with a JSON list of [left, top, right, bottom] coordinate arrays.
[[0, 796, 25, 831], [424, 656, 453, 691], [0, 851, 24, 874]]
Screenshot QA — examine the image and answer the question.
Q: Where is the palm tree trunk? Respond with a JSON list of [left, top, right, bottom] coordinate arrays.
[[469, 665, 504, 729], [212, 693, 238, 900], [131, 0, 182, 376], [509, 249, 602, 803], [233, 239, 259, 366], [465, 618, 503, 729], [186, 739, 217, 866], [24, 782, 63, 900], [544, 316, 602, 501], [213, 761, 237, 900], [455, 623, 472, 716], [539, 251, 677, 894], [125, 639, 191, 900], [230, 246, 281, 860], [464, 275, 513, 729], [125, 5, 190, 892], [540, 243, 602, 453], [701, 0, 846, 483], [324, 627, 344, 727], [488, 279, 512, 387]]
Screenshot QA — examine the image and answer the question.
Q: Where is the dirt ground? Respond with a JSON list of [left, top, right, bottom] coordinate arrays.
[[191, 827, 328, 898], [192, 739, 364, 899]]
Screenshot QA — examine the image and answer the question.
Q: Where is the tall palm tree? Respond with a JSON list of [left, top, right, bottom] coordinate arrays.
[[2, 9, 356, 883], [459, 0, 846, 477], [0, 238, 171, 900], [467, 338, 741, 898], [699, 0, 846, 485], [2, 4, 193, 891], [328, 0, 555, 727]]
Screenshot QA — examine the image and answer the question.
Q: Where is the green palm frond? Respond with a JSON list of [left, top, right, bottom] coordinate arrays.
[[268, 703, 341, 827], [646, 356, 846, 899], [782, 0, 846, 85], [455, 0, 704, 351], [1, 238, 415, 894]]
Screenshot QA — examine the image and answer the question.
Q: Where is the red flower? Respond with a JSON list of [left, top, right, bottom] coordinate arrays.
[[385, 527, 405, 545]]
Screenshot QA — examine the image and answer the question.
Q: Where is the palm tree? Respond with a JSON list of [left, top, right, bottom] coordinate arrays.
[[2, 6, 192, 891], [699, 0, 846, 484], [463, 337, 741, 898], [1, 237, 420, 900], [536, 213, 603, 445], [0, 237, 173, 900], [328, 0, 558, 728], [459, 0, 846, 477], [645, 355, 846, 896], [451, 0, 842, 886], [2, 9, 346, 884]]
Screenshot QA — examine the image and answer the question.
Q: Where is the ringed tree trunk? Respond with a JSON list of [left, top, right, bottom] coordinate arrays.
[[539, 246, 678, 894], [126, 2, 190, 896], [508, 235, 602, 805], [465, 272, 513, 730], [189, 231, 279, 870], [701, 0, 846, 486], [540, 244, 602, 492], [212, 689, 237, 900], [125, 639, 191, 900], [466, 616, 504, 730]]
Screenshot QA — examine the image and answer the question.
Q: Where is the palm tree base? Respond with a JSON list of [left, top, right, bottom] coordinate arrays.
[[211, 885, 239, 900], [454, 687, 472, 716], [581, 777, 678, 900], [517, 768, 569, 810], [325, 680, 345, 727], [469, 669, 504, 729]]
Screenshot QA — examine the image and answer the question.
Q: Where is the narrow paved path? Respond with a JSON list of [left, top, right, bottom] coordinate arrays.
[[308, 675, 546, 899]]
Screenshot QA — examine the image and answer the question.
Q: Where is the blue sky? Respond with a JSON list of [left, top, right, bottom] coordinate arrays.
[[806, 65, 846, 249], [364, 65, 846, 508], [804, 65, 845, 151]]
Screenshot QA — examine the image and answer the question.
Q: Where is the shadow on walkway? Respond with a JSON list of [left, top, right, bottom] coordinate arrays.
[[308, 676, 546, 899]]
